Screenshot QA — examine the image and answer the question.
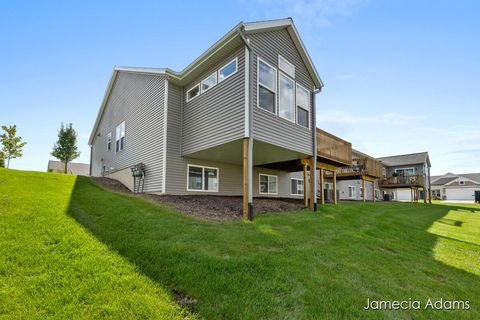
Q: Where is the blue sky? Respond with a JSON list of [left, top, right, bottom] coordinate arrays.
[[1, 0, 479, 175]]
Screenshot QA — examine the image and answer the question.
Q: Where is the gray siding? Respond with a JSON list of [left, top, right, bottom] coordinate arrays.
[[337, 179, 379, 201], [250, 29, 314, 155], [91, 71, 166, 193], [182, 46, 245, 155]]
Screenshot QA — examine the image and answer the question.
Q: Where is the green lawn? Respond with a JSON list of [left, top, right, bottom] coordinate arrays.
[[1, 168, 479, 319]]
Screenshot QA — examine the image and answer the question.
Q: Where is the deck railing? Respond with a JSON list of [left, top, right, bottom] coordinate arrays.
[[379, 175, 425, 187], [337, 157, 383, 178], [316, 128, 352, 166]]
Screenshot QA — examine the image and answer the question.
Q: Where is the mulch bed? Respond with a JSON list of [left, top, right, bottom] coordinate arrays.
[[94, 177, 305, 221]]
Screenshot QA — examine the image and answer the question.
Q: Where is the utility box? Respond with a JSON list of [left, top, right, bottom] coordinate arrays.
[[383, 194, 391, 201], [475, 191, 480, 203]]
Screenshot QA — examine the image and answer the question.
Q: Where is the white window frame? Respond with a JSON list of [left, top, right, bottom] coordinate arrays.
[[218, 57, 238, 83], [107, 132, 112, 151], [259, 174, 278, 195], [290, 178, 304, 196], [296, 83, 311, 129], [278, 55, 295, 78], [394, 167, 415, 176], [115, 121, 125, 153], [186, 84, 200, 102], [278, 71, 296, 123], [186, 164, 219, 192], [257, 57, 277, 115], [201, 72, 218, 93], [348, 186, 356, 198]]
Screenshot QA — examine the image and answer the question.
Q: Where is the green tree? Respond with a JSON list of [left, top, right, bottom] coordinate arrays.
[[51, 123, 81, 174], [0, 152, 5, 168], [1, 125, 27, 168]]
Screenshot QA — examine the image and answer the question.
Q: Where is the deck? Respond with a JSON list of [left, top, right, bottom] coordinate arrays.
[[316, 128, 352, 168], [337, 157, 383, 180], [380, 175, 425, 188]]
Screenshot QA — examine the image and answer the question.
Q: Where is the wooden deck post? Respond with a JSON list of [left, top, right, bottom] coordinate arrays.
[[362, 178, 366, 202], [410, 187, 413, 202], [242, 137, 249, 220], [423, 187, 427, 203], [372, 180, 376, 202], [309, 157, 315, 210], [333, 171, 337, 204], [303, 162, 308, 208], [320, 168, 324, 205]]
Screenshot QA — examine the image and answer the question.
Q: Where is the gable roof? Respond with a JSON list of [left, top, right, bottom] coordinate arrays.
[[88, 18, 322, 145], [431, 177, 457, 186], [376, 152, 431, 167], [431, 172, 480, 186]]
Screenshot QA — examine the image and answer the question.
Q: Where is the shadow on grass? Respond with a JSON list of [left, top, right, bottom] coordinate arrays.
[[67, 176, 480, 319]]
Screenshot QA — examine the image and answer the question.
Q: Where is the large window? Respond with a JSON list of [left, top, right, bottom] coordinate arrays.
[[107, 132, 112, 151], [291, 178, 304, 195], [348, 186, 356, 198], [186, 84, 200, 102], [395, 168, 415, 176], [279, 73, 295, 122], [115, 121, 125, 152], [259, 174, 278, 195], [187, 165, 218, 192], [218, 58, 238, 82], [201, 72, 217, 93], [279, 55, 295, 78], [258, 59, 276, 113], [296, 84, 310, 128]]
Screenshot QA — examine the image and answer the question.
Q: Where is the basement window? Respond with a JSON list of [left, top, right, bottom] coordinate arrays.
[[348, 186, 356, 198], [258, 58, 276, 113], [115, 121, 125, 153], [296, 84, 310, 128], [201, 72, 217, 93], [107, 132, 112, 151], [218, 58, 238, 82], [187, 165, 219, 192], [186, 84, 200, 102], [259, 174, 278, 195], [291, 178, 304, 195]]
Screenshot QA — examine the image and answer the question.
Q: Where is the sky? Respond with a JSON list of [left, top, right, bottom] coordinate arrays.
[[1, 0, 479, 175]]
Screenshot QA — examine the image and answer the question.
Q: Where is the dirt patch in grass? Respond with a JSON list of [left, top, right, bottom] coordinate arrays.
[[94, 177, 305, 221]]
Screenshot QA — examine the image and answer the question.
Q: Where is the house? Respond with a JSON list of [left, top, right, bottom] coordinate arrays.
[[336, 149, 383, 202], [377, 152, 432, 202], [47, 160, 90, 176], [89, 18, 339, 219], [430, 172, 480, 201]]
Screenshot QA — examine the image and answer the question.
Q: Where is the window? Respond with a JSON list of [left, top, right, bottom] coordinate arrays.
[[187, 165, 218, 192], [296, 84, 310, 128], [279, 73, 295, 122], [348, 186, 356, 198], [259, 174, 278, 195], [186, 84, 200, 102], [201, 72, 217, 93], [395, 168, 415, 176], [218, 58, 238, 82], [107, 132, 112, 151], [279, 55, 295, 78], [459, 180, 465, 185], [115, 121, 125, 152], [291, 178, 304, 195], [258, 59, 276, 113]]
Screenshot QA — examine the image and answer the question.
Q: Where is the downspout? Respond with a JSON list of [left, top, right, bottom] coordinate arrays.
[[238, 29, 254, 220], [89, 145, 93, 176]]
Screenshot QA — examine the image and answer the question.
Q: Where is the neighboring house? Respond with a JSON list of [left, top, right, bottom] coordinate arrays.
[[336, 149, 383, 202], [89, 18, 332, 219], [430, 172, 480, 201], [377, 152, 432, 202], [47, 160, 90, 176]]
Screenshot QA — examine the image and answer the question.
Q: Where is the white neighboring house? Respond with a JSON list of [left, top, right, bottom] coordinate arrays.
[[430, 172, 480, 201], [47, 160, 90, 176]]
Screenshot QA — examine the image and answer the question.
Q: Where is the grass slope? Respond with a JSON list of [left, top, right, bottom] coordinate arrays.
[[1, 168, 480, 319]]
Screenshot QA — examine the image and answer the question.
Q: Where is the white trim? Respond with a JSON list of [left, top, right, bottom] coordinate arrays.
[[186, 164, 219, 192], [107, 132, 112, 151], [115, 121, 125, 153], [259, 173, 278, 195], [218, 57, 238, 83], [257, 57, 277, 115], [348, 186, 356, 198], [162, 79, 168, 194], [244, 46, 250, 137], [278, 55, 295, 78], [290, 178, 304, 196], [278, 71, 296, 124], [296, 83, 311, 129], [200, 72, 218, 93], [186, 84, 200, 102]]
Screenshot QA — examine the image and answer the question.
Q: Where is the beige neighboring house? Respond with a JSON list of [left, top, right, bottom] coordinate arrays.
[[47, 160, 90, 176], [430, 172, 480, 201]]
